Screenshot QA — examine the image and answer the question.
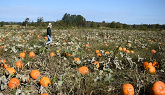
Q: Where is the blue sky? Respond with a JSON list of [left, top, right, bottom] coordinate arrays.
[[0, 0, 165, 24]]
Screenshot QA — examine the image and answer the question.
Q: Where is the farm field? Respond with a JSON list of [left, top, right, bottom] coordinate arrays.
[[0, 28, 165, 95]]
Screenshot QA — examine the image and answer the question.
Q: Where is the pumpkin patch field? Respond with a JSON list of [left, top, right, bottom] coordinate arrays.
[[0, 28, 165, 95]]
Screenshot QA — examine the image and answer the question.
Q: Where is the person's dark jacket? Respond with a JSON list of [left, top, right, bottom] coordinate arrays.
[[47, 27, 51, 37]]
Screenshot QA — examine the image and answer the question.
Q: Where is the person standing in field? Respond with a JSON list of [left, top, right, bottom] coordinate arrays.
[[46, 23, 52, 47]]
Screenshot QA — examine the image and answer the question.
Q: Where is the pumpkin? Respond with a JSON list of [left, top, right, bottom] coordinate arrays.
[[16, 61, 24, 68], [85, 44, 89, 47], [95, 50, 100, 54], [147, 65, 156, 74], [0, 59, 6, 63], [40, 77, 51, 87], [50, 52, 55, 57], [143, 62, 149, 69], [29, 51, 35, 58], [30, 70, 40, 80], [8, 78, 20, 89], [1, 63, 10, 69], [5, 68, 16, 75], [150, 81, 165, 95], [130, 50, 134, 53], [152, 61, 159, 68], [19, 52, 26, 58], [74, 58, 80, 62], [97, 53, 102, 57], [78, 66, 89, 75], [119, 47, 123, 51], [105, 51, 110, 55], [125, 50, 130, 53], [122, 48, 126, 51], [41, 93, 49, 95], [94, 61, 99, 64], [122, 83, 134, 95], [151, 49, 156, 54]]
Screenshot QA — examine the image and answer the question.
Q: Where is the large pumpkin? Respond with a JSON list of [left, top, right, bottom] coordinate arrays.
[[122, 83, 134, 95], [150, 81, 165, 95], [8, 78, 20, 89]]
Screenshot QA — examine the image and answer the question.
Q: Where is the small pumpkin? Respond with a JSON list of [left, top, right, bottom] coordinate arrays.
[[147, 65, 156, 74], [130, 50, 134, 53], [122, 48, 126, 51], [105, 51, 110, 55], [95, 50, 100, 54], [19, 52, 26, 58], [151, 49, 156, 54], [125, 50, 130, 53], [97, 53, 102, 57], [30, 70, 40, 80], [50, 52, 55, 57], [8, 78, 20, 89], [85, 44, 89, 47], [119, 47, 123, 51], [122, 83, 134, 95], [41, 93, 49, 95], [5, 68, 16, 75], [29, 51, 35, 58], [78, 66, 89, 75], [1, 63, 10, 69], [0, 59, 6, 63], [16, 61, 24, 68], [150, 81, 165, 95], [74, 58, 80, 62], [152, 61, 159, 68], [40, 77, 51, 87], [143, 62, 149, 69]]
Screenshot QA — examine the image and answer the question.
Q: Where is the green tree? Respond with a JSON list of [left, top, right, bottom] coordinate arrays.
[[91, 21, 97, 28], [37, 17, 44, 26], [0, 21, 5, 27]]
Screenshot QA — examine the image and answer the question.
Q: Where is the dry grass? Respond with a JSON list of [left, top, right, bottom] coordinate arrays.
[[0, 28, 165, 95]]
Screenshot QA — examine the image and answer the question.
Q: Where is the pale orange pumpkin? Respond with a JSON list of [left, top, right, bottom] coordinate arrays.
[[122, 83, 134, 95], [30, 70, 40, 80], [119, 47, 123, 51], [8, 78, 20, 89], [40, 77, 51, 87]]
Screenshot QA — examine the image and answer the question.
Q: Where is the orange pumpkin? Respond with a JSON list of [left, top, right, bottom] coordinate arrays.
[[50, 52, 55, 57], [147, 65, 156, 74], [0, 59, 6, 63], [130, 50, 134, 53], [122, 83, 134, 95], [16, 61, 24, 68], [5, 68, 16, 75], [150, 81, 165, 95], [105, 51, 110, 55], [41, 93, 49, 95], [85, 44, 89, 47], [8, 78, 20, 89], [119, 47, 123, 51], [151, 49, 156, 54], [29, 51, 35, 58], [143, 62, 149, 69], [40, 77, 51, 87], [30, 70, 40, 80], [122, 48, 126, 51], [97, 53, 102, 57], [78, 66, 89, 75], [74, 58, 80, 62], [1, 63, 10, 69], [94, 61, 99, 64], [95, 50, 100, 54], [19, 52, 26, 58], [125, 50, 130, 53], [152, 61, 159, 68]]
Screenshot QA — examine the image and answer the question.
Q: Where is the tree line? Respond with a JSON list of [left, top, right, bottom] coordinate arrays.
[[0, 13, 165, 30]]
